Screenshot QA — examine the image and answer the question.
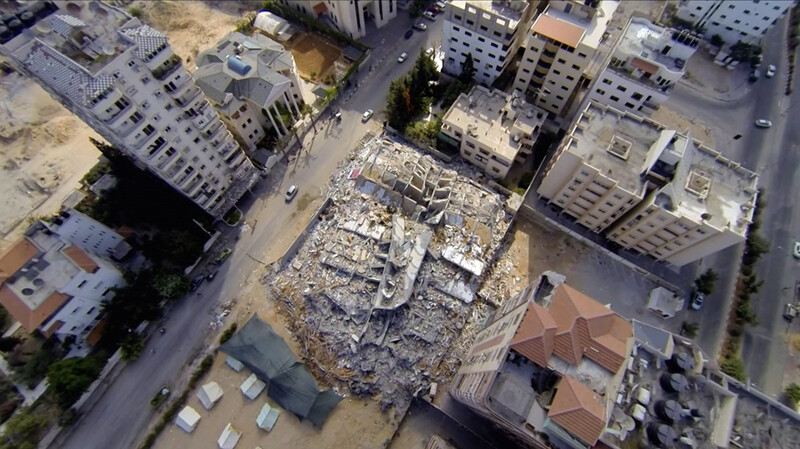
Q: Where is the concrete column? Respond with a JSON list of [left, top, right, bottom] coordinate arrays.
[[285, 91, 301, 117], [265, 107, 284, 138], [270, 104, 289, 135]]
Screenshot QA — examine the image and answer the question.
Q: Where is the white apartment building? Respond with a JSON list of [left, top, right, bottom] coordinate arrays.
[[441, 0, 536, 86], [0, 222, 125, 344], [675, 0, 793, 45], [585, 17, 700, 116], [537, 101, 759, 267], [440, 85, 545, 178], [513, 0, 618, 118], [195, 32, 304, 152], [277, 0, 397, 39], [45, 208, 132, 261], [0, 2, 259, 220]]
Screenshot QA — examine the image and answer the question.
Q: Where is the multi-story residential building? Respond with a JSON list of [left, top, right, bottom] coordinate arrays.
[[276, 0, 397, 39], [512, 0, 618, 118], [0, 222, 125, 343], [195, 32, 304, 152], [674, 0, 793, 45], [45, 208, 132, 261], [440, 85, 546, 178], [0, 2, 259, 220], [441, 0, 536, 86], [585, 16, 700, 116], [451, 271, 633, 448], [537, 101, 759, 267]]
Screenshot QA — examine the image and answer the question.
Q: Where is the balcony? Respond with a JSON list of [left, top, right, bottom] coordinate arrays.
[[156, 148, 179, 170], [152, 54, 182, 81], [181, 174, 203, 194], [220, 139, 239, 161], [169, 79, 195, 100], [165, 157, 187, 179], [174, 86, 201, 106]]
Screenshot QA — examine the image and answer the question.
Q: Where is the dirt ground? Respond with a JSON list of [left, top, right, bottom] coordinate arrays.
[[287, 33, 344, 81], [651, 105, 715, 148]]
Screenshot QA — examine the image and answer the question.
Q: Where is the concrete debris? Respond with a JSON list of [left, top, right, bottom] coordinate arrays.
[[266, 135, 513, 413]]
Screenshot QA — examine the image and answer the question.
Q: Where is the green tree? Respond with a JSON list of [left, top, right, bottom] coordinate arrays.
[[47, 357, 103, 409], [120, 334, 144, 361], [14, 338, 59, 388], [694, 268, 719, 295], [144, 230, 203, 268], [0, 337, 20, 353], [720, 357, 747, 382], [0, 406, 48, 449], [386, 77, 413, 129], [459, 53, 477, 84], [680, 321, 700, 339], [152, 271, 189, 301], [785, 383, 800, 409], [710, 34, 724, 47]]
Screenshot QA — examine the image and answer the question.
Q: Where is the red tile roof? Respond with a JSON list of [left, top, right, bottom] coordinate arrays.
[[532, 14, 585, 48], [510, 302, 557, 367], [62, 245, 99, 273], [0, 286, 70, 332], [631, 57, 659, 75], [0, 238, 39, 283], [549, 376, 607, 445]]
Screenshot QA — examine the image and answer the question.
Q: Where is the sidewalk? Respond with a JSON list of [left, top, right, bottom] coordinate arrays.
[[679, 47, 752, 103]]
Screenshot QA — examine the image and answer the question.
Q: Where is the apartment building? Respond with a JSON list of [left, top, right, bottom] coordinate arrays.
[[585, 17, 700, 116], [675, 0, 793, 45], [440, 85, 546, 178], [512, 0, 618, 118], [45, 208, 132, 261], [537, 102, 759, 267], [450, 271, 633, 448], [195, 32, 304, 152], [0, 2, 259, 220], [0, 222, 125, 344], [277, 0, 396, 39], [441, 0, 536, 86]]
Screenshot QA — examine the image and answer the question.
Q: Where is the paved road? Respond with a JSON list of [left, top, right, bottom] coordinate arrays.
[[59, 11, 444, 449]]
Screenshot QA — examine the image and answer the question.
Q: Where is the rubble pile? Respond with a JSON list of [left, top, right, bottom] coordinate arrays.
[[268, 136, 514, 412]]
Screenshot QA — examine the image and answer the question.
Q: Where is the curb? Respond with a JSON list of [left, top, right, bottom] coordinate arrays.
[[677, 79, 750, 103]]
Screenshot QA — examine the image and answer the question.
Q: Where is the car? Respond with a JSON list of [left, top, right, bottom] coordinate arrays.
[[206, 270, 219, 281], [334, 110, 342, 121], [435, 0, 446, 9], [754, 119, 772, 128], [213, 248, 232, 265], [784, 303, 798, 320], [748, 69, 760, 82], [404, 29, 414, 39], [793, 241, 800, 258], [362, 109, 374, 122], [690, 291, 705, 311], [285, 184, 298, 202], [425, 47, 434, 57], [429, 6, 440, 13], [190, 275, 205, 291], [414, 22, 427, 31], [766, 64, 776, 78], [423, 10, 436, 20], [398, 52, 408, 63]]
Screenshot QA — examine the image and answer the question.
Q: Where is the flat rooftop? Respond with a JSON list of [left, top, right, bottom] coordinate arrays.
[[449, 0, 528, 27], [444, 86, 545, 162], [6, 226, 75, 311], [617, 18, 688, 73], [568, 102, 758, 235], [540, 0, 619, 50]]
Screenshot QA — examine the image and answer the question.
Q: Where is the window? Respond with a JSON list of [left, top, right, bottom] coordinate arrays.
[[625, 102, 635, 108], [466, 20, 474, 25], [602, 78, 612, 85], [141, 76, 151, 85], [478, 37, 485, 42], [454, 15, 462, 21], [596, 88, 606, 95], [142, 124, 155, 136], [566, 75, 574, 80], [616, 85, 627, 92], [78, 280, 87, 288], [557, 58, 566, 64], [571, 64, 580, 70], [632, 92, 643, 100], [610, 95, 619, 101], [480, 25, 487, 32]]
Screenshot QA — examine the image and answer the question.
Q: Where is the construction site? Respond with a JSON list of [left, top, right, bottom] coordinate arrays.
[[264, 135, 517, 414]]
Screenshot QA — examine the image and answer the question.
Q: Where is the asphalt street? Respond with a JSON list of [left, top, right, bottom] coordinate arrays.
[[58, 10, 444, 449]]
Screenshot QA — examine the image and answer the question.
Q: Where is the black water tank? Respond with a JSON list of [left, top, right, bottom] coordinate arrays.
[[654, 400, 681, 423], [1, 14, 15, 25], [7, 19, 22, 31], [0, 26, 12, 40], [18, 11, 35, 27]]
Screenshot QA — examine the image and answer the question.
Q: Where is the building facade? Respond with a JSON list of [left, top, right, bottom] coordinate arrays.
[[440, 85, 546, 178], [537, 101, 759, 266], [450, 271, 633, 448], [45, 208, 132, 261], [585, 17, 700, 116], [441, 0, 535, 86], [0, 2, 259, 220], [674, 0, 793, 45], [195, 32, 304, 152], [277, 0, 397, 39], [0, 222, 125, 343], [512, 0, 618, 118]]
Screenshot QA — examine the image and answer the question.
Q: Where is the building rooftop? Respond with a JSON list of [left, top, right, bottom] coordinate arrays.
[[568, 102, 758, 235], [540, 0, 619, 50], [617, 18, 691, 74], [549, 375, 607, 445], [449, 0, 529, 27], [443, 86, 545, 162]]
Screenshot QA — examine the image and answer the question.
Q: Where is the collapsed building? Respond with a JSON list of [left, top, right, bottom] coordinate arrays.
[[267, 135, 516, 412]]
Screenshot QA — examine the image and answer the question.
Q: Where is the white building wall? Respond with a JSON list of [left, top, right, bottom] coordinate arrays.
[[280, 0, 397, 39], [675, 0, 793, 44], [50, 209, 130, 260], [585, 69, 668, 115]]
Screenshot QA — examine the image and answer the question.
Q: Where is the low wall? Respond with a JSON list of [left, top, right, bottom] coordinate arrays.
[[275, 197, 334, 270]]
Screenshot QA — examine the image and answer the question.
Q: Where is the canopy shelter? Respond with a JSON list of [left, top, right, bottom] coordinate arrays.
[[198, 382, 224, 410], [175, 406, 201, 433], [256, 402, 281, 431], [218, 423, 242, 449], [241, 373, 267, 400], [219, 315, 343, 427]]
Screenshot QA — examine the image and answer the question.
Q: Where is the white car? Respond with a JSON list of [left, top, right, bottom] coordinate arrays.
[[398, 52, 408, 63], [425, 47, 434, 57], [793, 241, 800, 259], [414, 22, 427, 31], [435, 0, 446, 9], [423, 11, 436, 20], [285, 185, 298, 202], [766, 64, 776, 78], [362, 109, 374, 122], [754, 119, 772, 128]]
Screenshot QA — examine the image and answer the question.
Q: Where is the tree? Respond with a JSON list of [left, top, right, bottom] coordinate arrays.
[[14, 338, 60, 388], [785, 383, 800, 409], [720, 357, 747, 382], [152, 271, 189, 301], [143, 230, 203, 268], [47, 357, 103, 409], [710, 34, 724, 47], [386, 77, 413, 129], [459, 53, 477, 84], [0, 338, 20, 353], [0, 406, 48, 449], [694, 268, 719, 295], [680, 321, 700, 339], [119, 334, 144, 361]]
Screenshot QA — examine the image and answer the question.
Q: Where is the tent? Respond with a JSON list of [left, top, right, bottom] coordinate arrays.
[[198, 382, 224, 410], [226, 356, 245, 372], [256, 402, 280, 431], [240, 373, 267, 400], [219, 315, 343, 427], [253, 11, 295, 41], [217, 423, 242, 449], [175, 406, 201, 433]]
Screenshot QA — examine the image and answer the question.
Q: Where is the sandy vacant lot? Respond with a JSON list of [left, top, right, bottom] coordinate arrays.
[[288, 33, 343, 81]]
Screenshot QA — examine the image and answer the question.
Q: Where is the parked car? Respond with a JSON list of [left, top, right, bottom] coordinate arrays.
[[766, 64, 776, 78], [793, 241, 800, 259], [435, 0, 447, 8], [213, 248, 232, 266], [285, 184, 298, 202], [334, 110, 342, 121], [423, 10, 436, 20], [190, 275, 205, 291], [690, 291, 704, 311], [398, 52, 408, 63], [425, 47, 434, 57], [414, 22, 427, 31], [784, 303, 798, 320], [429, 6, 440, 14], [404, 29, 414, 39], [754, 119, 772, 128], [362, 109, 374, 122], [748, 69, 760, 82]]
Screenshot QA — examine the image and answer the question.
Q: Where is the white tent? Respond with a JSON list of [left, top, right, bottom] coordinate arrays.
[[226, 356, 244, 372], [256, 403, 280, 431], [253, 11, 294, 41], [198, 382, 224, 410], [175, 406, 201, 433], [217, 423, 242, 449], [240, 373, 267, 400]]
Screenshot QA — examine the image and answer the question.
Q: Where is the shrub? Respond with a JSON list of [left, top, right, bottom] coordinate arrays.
[[219, 323, 238, 345], [188, 355, 214, 389], [785, 383, 800, 409], [720, 357, 747, 382], [128, 6, 144, 18]]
